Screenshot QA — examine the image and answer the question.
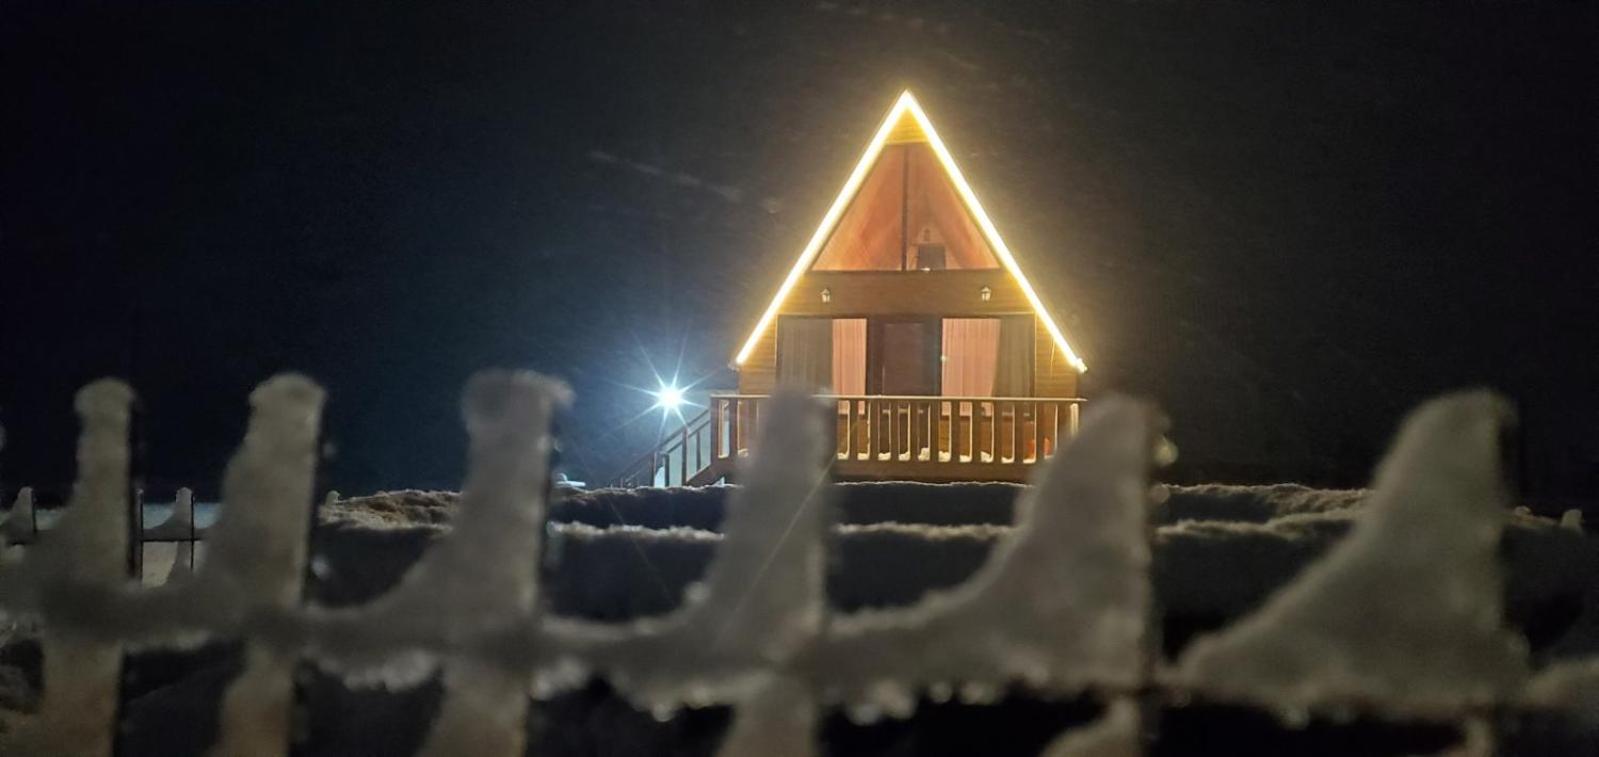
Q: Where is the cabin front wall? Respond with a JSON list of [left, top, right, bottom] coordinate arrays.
[[736, 269, 1079, 398]]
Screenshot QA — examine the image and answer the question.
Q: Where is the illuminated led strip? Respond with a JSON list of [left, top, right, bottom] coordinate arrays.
[[733, 91, 1087, 373]]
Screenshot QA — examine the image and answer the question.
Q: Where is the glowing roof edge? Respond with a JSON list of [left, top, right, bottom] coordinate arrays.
[[732, 91, 1087, 373]]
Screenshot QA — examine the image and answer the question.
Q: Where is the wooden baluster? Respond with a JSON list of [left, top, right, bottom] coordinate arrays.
[[712, 399, 723, 461], [1036, 401, 1048, 460], [865, 398, 876, 460], [964, 401, 974, 462], [915, 400, 921, 460], [734, 400, 743, 458], [1013, 401, 1023, 464], [951, 401, 963, 463], [989, 401, 998, 463], [894, 400, 903, 461], [681, 425, 690, 485], [847, 399, 858, 460], [749, 398, 760, 454], [966, 401, 976, 463]]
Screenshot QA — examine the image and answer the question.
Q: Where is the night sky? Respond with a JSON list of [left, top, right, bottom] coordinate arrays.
[[2, 1, 1595, 499]]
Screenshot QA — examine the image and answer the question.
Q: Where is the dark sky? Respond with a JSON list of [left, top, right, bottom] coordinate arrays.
[[2, 1, 1595, 498]]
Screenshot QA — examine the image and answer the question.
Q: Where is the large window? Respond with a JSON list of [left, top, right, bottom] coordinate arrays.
[[941, 316, 1034, 397], [810, 143, 1001, 272], [776, 317, 866, 394], [777, 315, 1030, 396]]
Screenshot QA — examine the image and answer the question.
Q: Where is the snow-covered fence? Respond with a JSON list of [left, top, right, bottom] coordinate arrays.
[[0, 371, 1594, 755]]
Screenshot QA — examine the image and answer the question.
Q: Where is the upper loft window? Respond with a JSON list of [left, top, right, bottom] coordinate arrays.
[[810, 142, 1002, 272]]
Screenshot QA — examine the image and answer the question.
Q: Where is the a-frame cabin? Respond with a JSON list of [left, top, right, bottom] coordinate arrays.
[[618, 92, 1088, 487]]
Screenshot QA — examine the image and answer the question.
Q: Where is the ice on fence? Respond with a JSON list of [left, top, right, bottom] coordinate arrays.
[[207, 375, 325, 757], [714, 675, 817, 757], [2, 373, 1595, 754], [4, 379, 134, 757], [303, 372, 568, 678], [816, 397, 1156, 711], [1040, 698, 1141, 757], [1522, 657, 1599, 718], [550, 391, 834, 711], [1175, 390, 1529, 718]]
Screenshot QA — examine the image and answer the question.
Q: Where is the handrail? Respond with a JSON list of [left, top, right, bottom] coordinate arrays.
[[610, 406, 715, 488]]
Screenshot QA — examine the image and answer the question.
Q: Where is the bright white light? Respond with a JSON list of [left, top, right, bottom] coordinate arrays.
[[654, 384, 685, 411]]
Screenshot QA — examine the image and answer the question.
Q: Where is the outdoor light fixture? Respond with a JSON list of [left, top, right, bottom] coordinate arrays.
[[821, 287, 832, 303], [654, 384, 685, 411], [979, 285, 992, 302]]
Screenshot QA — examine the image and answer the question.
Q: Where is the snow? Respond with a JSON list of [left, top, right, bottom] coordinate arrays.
[[4, 379, 134, 757], [816, 396, 1157, 705], [1040, 699, 1142, 757], [714, 675, 817, 757], [3, 376, 1597, 753], [1175, 390, 1530, 719], [300, 370, 569, 757], [545, 391, 834, 712]]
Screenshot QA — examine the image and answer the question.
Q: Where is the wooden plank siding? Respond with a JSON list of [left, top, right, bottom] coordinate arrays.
[[1033, 317, 1080, 398], [776, 270, 1030, 317], [736, 269, 1080, 398]]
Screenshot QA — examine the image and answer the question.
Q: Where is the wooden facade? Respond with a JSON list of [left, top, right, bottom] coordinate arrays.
[[613, 92, 1087, 487], [735, 270, 1078, 399]]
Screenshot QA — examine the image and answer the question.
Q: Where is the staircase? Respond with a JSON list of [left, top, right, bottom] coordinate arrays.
[[609, 406, 730, 488]]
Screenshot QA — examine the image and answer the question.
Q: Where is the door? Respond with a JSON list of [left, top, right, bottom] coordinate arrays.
[[870, 318, 940, 395], [868, 318, 940, 459]]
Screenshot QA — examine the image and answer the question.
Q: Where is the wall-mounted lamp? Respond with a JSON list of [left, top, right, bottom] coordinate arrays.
[[820, 287, 832, 303], [979, 286, 992, 302]]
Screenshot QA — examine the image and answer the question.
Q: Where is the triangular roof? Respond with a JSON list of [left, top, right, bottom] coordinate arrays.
[[733, 91, 1087, 372]]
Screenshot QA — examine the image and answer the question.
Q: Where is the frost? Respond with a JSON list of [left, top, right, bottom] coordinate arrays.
[[204, 375, 325, 757], [3, 379, 134, 757], [715, 675, 816, 757], [302, 372, 568, 673], [1, 375, 1591, 753], [302, 372, 569, 757], [2, 487, 35, 547], [546, 391, 833, 709], [1040, 698, 1141, 757], [815, 396, 1157, 701], [1522, 657, 1599, 717], [1175, 390, 1529, 718]]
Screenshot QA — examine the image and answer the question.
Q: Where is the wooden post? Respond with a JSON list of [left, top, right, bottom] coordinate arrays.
[[679, 426, 689, 486], [712, 399, 723, 461]]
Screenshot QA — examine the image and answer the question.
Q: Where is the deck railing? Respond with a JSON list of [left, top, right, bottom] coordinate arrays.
[[613, 394, 1087, 488], [712, 393, 1085, 472]]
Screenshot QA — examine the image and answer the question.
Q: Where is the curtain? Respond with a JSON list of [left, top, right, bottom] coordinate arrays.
[[831, 319, 867, 394], [777, 318, 833, 390], [940, 318, 1000, 397], [993, 316, 1034, 397]]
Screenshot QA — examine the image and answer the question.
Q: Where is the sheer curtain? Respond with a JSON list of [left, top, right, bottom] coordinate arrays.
[[777, 318, 832, 390], [993, 316, 1034, 397], [831, 319, 866, 394], [940, 318, 1000, 396]]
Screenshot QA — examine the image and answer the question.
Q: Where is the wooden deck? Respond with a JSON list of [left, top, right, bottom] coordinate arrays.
[[612, 394, 1084, 487]]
